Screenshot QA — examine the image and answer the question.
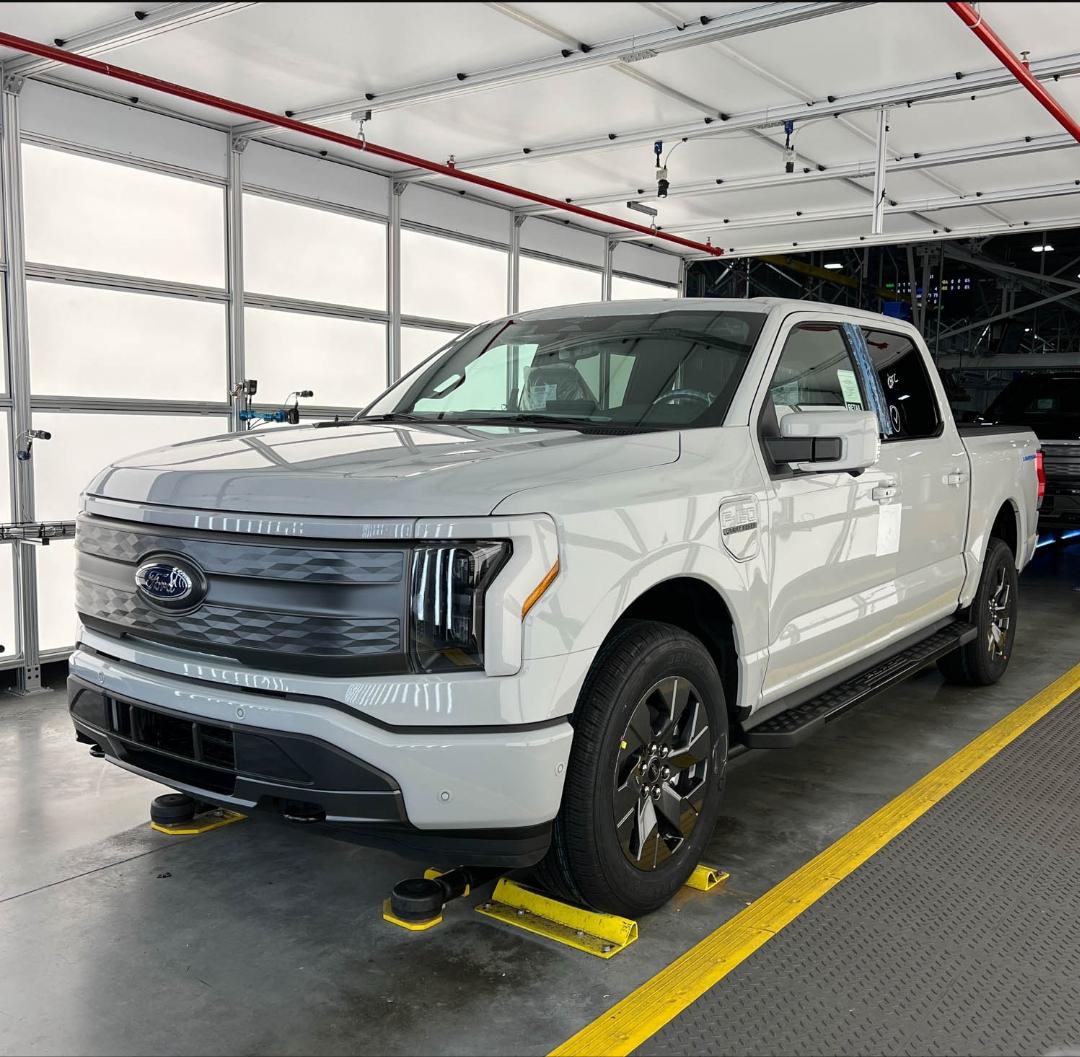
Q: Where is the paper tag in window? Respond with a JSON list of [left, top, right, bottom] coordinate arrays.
[[533, 383, 558, 407], [837, 368, 863, 410], [876, 501, 901, 556]]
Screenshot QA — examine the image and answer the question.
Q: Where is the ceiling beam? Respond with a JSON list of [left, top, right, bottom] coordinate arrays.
[[680, 213, 1080, 261], [619, 179, 1080, 241], [233, 1, 870, 136], [3, 2, 256, 78], [397, 51, 1080, 177], [514, 132, 1075, 215]]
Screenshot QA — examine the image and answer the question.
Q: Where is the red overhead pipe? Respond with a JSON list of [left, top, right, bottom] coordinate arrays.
[[948, 1, 1080, 144], [0, 31, 722, 257]]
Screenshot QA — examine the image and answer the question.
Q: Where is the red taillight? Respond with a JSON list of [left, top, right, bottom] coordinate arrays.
[[1036, 450, 1046, 503]]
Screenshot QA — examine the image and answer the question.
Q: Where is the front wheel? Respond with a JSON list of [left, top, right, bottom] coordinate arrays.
[[938, 536, 1019, 686], [535, 620, 728, 917]]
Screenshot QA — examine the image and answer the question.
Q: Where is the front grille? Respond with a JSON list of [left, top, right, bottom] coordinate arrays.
[[75, 514, 409, 676]]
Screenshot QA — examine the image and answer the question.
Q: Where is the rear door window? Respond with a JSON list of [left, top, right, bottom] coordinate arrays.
[[861, 328, 941, 439]]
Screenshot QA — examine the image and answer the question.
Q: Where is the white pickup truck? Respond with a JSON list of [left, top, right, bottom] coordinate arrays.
[[68, 298, 1042, 915]]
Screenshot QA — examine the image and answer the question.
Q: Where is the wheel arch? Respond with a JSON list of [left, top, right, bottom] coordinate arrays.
[[989, 498, 1020, 560], [603, 576, 742, 725]]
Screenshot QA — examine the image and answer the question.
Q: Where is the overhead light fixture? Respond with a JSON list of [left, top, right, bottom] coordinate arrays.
[[625, 200, 659, 218], [1024, 327, 1031, 332], [1031, 243, 1054, 252], [823, 262, 844, 270]]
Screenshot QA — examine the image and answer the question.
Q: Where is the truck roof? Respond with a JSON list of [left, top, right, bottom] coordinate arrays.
[[514, 297, 918, 329]]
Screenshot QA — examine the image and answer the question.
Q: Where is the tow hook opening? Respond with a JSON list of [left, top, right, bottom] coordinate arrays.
[[280, 800, 326, 824]]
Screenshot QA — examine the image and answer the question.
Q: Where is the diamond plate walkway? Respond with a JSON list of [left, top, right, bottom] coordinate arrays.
[[553, 663, 1080, 1057]]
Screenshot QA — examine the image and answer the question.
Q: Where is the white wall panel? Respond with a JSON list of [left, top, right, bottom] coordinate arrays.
[[520, 217, 605, 267], [20, 81, 228, 179], [612, 242, 682, 284], [519, 256, 602, 311], [402, 185, 510, 245], [611, 275, 678, 300], [243, 141, 388, 217], [400, 326, 460, 374], [0, 410, 10, 524], [401, 230, 507, 322], [36, 539, 77, 653], [0, 546, 15, 663], [244, 192, 387, 309], [23, 144, 226, 287], [245, 307, 387, 410], [28, 282, 227, 400], [31, 412, 229, 522]]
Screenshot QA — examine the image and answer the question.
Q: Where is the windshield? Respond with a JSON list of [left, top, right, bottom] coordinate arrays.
[[361, 309, 765, 432], [985, 376, 1080, 438]]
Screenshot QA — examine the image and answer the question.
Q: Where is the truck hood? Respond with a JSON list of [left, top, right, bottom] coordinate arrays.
[[86, 421, 681, 518]]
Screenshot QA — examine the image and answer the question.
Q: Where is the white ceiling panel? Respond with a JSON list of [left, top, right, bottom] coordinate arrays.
[[1, 1, 1078, 258], [885, 89, 1066, 156], [507, 2, 672, 42], [729, 3, 994, 98], [0, 3, 167, 60]]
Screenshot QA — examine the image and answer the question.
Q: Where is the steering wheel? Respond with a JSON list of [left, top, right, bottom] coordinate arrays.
[[650, 388, 713, 409]]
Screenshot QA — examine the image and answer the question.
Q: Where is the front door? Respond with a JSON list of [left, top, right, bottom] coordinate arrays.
[[756, 317, 903, 706]]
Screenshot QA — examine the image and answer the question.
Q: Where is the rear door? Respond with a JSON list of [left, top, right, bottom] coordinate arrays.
[[858, 326, 968, 628]]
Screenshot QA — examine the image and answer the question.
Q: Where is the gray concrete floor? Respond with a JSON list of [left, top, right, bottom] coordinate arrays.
[[1, 542, 1077, 1057]]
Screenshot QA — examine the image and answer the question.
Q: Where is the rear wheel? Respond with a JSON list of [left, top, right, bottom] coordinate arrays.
[[938, 537, 1018, 686], [536, 620, 728, 917]]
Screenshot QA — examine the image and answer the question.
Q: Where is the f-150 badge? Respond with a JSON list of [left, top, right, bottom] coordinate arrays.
[[719, 496, 760, 562]]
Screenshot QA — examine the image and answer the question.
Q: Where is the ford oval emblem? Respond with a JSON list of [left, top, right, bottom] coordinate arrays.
[[135, 556, 206, 610]]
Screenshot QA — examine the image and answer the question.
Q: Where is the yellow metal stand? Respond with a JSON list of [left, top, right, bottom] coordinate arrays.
[[150, 808, 246, 836], [684, 864, 729, 892], [476, 878, 638, 959], [381, 899, 443, 932]]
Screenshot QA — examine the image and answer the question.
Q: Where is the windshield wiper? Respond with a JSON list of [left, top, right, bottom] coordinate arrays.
[[448, 413, 646, 433]]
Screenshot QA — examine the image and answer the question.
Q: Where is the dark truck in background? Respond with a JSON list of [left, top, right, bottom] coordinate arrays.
[[979, 373, 1077, 530]]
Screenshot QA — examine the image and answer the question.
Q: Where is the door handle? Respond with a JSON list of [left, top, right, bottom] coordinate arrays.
[[872, 484, 898, 502], [946, 470, 969, 487]]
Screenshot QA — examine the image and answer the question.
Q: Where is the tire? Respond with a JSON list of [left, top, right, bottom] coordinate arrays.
[[535, 620, 728, 917], [938, 537, 1019, 686]]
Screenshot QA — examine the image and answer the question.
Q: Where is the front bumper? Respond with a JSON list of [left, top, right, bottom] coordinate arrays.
[[69, 646, 574, 866]]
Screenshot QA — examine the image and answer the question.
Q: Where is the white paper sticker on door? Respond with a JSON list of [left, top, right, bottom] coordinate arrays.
[[876, 501, 902, 556]]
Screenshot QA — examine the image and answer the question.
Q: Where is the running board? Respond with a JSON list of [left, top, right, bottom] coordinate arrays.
[[743, 621, 978, 749]]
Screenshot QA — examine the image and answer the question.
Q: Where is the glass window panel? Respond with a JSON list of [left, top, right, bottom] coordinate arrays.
[[245, 308, 386, 410], [22, 145, 225, 287], [36, 539, 77, 653], [31, 412, 229, 522], [0, 284, 7, 395], [518, 256, 602, 312], [400, 326, 461, 375], [611, 275, 678, 300], [0, 546, 15, 663], [401, 230, 506, 322], [243, 193, 387, 310], [28, 282, 227, 400], [0, 409, 11, 524]]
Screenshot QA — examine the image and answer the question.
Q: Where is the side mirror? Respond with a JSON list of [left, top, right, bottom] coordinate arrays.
[[765, 409, 880, 473]]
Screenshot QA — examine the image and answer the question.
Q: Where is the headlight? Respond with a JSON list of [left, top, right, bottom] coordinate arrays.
[[409, 541, 511, 672]]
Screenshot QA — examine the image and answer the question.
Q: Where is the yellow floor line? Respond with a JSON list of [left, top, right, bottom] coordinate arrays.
[[550, 660, 1080, 1057]]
